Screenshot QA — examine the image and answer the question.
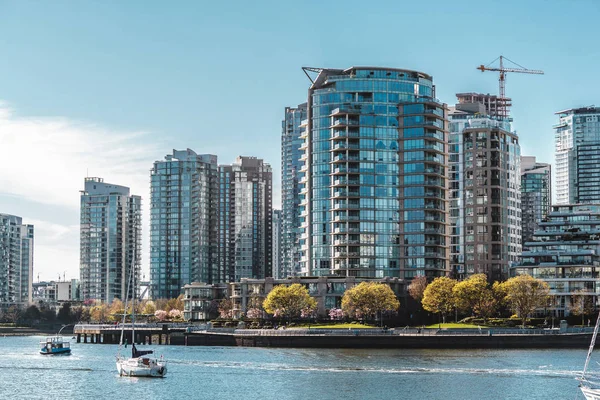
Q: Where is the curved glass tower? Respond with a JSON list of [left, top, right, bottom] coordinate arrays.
[[299, 67, 449, 279]]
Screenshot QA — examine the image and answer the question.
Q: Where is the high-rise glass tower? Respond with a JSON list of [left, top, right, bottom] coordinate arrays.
[[150, 150, 218, 299], [281, 103, 307, 278], [554, 107, 600, 204], [0, 214, 33, 306], [218, 156, 273, 282], [272, 209, 282, 279], [299, 67, 449, 279], [80, 178, 141, 302], [521, 156, 551, 246], [449, 99, 521, 282]]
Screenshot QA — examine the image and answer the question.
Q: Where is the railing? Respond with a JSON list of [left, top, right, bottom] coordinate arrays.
[[74, 323, 200, 331]]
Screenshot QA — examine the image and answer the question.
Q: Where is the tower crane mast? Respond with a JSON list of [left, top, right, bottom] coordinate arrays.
[[477, 55, 544, 118]]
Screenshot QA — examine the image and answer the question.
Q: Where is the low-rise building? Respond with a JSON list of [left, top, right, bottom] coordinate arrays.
[[182, 282, 228, 321], [511, 204, 600, 317], [33, 279, 80, 306], [229, 276, 405, 319]]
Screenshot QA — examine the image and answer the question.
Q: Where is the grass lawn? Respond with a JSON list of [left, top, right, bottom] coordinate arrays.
[[292, 323, 376, 329], [425, 323, 488, 329]]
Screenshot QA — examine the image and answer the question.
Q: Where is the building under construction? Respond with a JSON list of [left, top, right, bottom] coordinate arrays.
[[455, 92, 512, 119]]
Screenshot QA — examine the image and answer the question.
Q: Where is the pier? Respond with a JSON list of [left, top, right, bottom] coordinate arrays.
[[73, 323, 194, 345]]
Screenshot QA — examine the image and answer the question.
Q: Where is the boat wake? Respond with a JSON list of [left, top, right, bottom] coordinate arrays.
[[0, 366, 93, 372], [170, 359, 580, 378]]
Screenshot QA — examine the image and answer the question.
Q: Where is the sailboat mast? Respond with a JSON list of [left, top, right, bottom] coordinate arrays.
[[132, 264, 136, 344], [583, 311, 600, 377]]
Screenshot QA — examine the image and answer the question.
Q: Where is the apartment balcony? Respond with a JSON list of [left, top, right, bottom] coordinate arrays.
[[330, 107, 361, 116], [332, 119, 359, 128]]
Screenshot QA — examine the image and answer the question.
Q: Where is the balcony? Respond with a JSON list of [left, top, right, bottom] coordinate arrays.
[[331, 107, 361, 116]]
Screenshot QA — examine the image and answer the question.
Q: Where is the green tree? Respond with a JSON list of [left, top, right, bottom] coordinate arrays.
[[341, 282, 400, 323], [57, 302, 73, 324], [22, 305, 41, 325], [499, 275, 550, 327], [263, 284, 316, 321], [569, 289, 596, 326], [422, 277, 457, 324], [453, 274, 497, 320], [408, 276, 428, 303]]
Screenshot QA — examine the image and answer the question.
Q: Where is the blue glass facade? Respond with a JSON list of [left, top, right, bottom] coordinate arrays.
[[281, 103, 307, 279], [150, 150, 218, 299], [300, 67, 449, 279]]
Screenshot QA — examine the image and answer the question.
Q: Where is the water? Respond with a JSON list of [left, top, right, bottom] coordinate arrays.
[[0, 335, 589, 399]]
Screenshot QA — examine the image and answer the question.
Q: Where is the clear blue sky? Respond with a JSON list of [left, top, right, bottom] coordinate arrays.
[[1, 0, 598, 280]]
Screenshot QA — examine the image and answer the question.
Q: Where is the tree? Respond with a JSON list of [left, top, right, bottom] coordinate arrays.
[[218, 298, 234, 319], [408, 276, 428, 302], [341, 282, 400, 323], [109, 299, 125, 322], [89, 302, 109, 323], [263, 284, 317, 321], [246, 308, 262, 319], [166, 295, 184, 312], [57, 302, 73, 324], [154, 310, 168, 321], [499, 275, 550, 327], [142, 300, 157, 316], [422, 277, 457, 324], [154, 298, 168, 312], [168, 309, 183, 321], [569, 289, 596, 326], [329, 308, 344, 321], [22, 305, 41, 325], [452, 274, 497, 320]]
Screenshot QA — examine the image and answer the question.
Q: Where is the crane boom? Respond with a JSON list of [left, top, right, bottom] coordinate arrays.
[[477, 65, 544, 75], [476, 55, 544, 118]]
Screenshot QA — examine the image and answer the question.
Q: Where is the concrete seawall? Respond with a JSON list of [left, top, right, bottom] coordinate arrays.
[[173, 330, 593, 349]]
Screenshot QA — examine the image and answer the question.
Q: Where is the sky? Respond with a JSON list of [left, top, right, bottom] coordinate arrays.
[[1, 0, 599, 282]]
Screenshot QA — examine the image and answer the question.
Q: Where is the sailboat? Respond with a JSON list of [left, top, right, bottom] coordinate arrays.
[[580, 312, 600, 399], [116, 268, 167, 378]]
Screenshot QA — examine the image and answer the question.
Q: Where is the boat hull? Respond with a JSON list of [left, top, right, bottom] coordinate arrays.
[[581, 386, 600, 400], [116, 357, 167, 378], [40, 348, 71, 355]]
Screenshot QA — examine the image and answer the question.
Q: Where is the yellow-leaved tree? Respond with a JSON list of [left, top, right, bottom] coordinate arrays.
[[341, 282, 400, 323], [452, 274, 497, 321], [263, 284, 316, 322], [422, 276, 457, 324], [499, 274, 550, 327]]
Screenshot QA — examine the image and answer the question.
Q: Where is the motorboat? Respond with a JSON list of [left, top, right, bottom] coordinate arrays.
[[40, 336, 71, 355]]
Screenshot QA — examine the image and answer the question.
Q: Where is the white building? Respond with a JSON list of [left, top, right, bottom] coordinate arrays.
[[80, 177, 141, 303]]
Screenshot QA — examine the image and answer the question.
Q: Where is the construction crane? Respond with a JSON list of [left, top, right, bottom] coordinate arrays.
[[477, 55, 544, 118]]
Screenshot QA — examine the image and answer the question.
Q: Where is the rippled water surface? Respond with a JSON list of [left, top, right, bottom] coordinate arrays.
[[0, 336, 590, 399]]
